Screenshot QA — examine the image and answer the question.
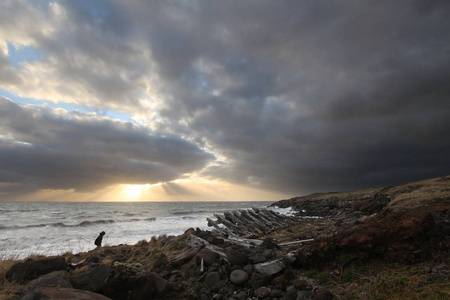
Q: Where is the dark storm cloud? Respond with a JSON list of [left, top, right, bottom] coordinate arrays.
[[1, 1, 450, 195], [123, 0, 449, 193], [0, 97, 214, 192]]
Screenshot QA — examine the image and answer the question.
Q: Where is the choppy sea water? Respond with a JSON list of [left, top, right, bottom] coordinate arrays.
[[0, 201, 291, 259]]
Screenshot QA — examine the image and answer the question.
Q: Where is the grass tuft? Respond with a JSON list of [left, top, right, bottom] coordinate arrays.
[[0, 257, 23, 299]]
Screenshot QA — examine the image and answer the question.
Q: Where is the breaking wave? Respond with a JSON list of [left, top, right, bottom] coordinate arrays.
[[0, 217, 156, 231], [172, 210, 209, 216]]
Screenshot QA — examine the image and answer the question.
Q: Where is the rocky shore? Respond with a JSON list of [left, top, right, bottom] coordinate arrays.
[[1, 176, 449, 299]]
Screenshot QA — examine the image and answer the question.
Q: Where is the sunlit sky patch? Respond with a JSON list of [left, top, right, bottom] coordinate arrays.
[[7, 43, 44, 68]]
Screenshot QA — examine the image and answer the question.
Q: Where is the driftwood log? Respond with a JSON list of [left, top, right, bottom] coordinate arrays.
[[170, 208, 314, 269], [206, 208, 296, 239]]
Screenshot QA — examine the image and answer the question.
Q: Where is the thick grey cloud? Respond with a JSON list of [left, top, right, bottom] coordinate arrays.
[[1, 1, 450, 196], [0, 97, 214, 193]]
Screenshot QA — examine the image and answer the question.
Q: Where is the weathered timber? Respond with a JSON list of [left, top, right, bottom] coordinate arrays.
[[206, 208, 299, 239], [265, 209, 294, 222], [206, 217, 229, 235], [254, 209, 280, 226], [223, 211, 255, 236], [231, 211, 265, 236], [247, 209, 276, 231], [277, 238, 315, 247], [240, 210, 271, 233], [254, 259, 286, 276], [254, 208, 284, 226], [247, 209, 273, 228], [187, 235, 227, 260], [224, 211, 248, 229], [171, 246, 202, 266], [261, 208, 290, 224], [214, 213, 245, 236], [250, 208, 279, 227], [225, 235, 263, 248]]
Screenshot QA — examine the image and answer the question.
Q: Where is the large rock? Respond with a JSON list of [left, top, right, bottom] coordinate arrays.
[[314, 288, 334, 300], [297, 290, 312, 300], [249, 272, 272, 290], [229, 269, 248, 285], [105, 262, 170, 299], [21, 271, 72, 295], [204, 271, 221, 287], [20, 287, 111, 300], [252, 252, 267, 264], [255, 286, 271, 298], [226, 249, 248, 266], [127, 273, 171, 300], [6, 257, 68, 282], [71, 264, 111, 293], [253, 259, 286, 276], [262, 237, 279, 249], [196, 247, 219, 265]]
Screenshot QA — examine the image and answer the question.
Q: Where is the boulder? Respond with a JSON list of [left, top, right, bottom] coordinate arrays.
[[249, 272, 272, 290], [314, 288, 334, 300], [233, 290, 249, 300], [296, 290, 312, 300], [21, 271, 72, 295], [229, 269, 248, 285], [252, 252, 267, 264], [270, 289, 284, 298], [282, 289, 298, 300], [196, 247, 219, 265], [127, 273, 171, 300], [104, 262, 170, 300], [204, 271, 221, 287], [293, 276, 315, 291], [20, 287, 111, 300], [70, 264, 111, 293], [253, 259, 286, 276], [283, 251, 297, 265], [255, 286, 271, 298], [243, 264, 253, 275], [6, 257, 68, 282], [262, 237, 279, 249], [226, 249, 248, 266]]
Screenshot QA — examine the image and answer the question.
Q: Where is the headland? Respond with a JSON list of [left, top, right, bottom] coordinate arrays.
[[1, 175, 449, 299]]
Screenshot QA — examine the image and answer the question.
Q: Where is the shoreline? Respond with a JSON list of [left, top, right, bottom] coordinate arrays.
[[1, 176, 449, 299], [1, 201, 278, 261]]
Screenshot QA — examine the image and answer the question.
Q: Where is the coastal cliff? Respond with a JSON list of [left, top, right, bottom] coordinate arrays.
[[1, 176, 449, 299]]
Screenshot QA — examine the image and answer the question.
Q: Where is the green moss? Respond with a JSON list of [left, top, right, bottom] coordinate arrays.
[[340, 266, 356, 283], [302, 269, 330, 285], [62, 252, 73, 263], [315, 271, 330, 285]]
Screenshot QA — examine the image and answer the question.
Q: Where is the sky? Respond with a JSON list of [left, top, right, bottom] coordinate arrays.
[[1, 0, 449, 202]]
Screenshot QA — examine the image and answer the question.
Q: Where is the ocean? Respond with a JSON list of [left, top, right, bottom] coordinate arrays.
[[0, 201, 289, 259]]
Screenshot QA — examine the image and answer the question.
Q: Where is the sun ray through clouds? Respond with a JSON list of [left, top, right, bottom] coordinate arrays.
[[121, 184, 150, 201]]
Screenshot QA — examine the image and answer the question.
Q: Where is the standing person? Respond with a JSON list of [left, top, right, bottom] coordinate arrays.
[[94, 231, 106, 247]]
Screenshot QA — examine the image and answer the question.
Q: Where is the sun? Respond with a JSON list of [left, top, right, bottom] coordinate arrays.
[[121, 184, 149, 200]]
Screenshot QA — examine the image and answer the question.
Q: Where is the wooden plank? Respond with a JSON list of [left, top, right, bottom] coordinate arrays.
[[251, 208, 280, 227], [214, 213, 246, 236], [231, 211, 264, 236], [277, 238, 314, 247], [171, 246, 201, 266], [224, 211, 254, 234], [240, 210, 269, 232], [248, 209, 274, 228]]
